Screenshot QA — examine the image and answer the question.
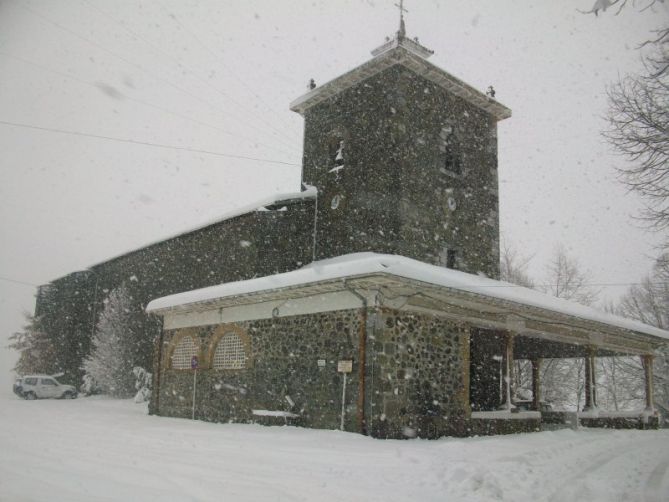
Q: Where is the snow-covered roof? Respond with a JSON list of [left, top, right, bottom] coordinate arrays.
[[86, 186, 317, 270], [146, 253, 669, 342], [290, 39, 511, 121]]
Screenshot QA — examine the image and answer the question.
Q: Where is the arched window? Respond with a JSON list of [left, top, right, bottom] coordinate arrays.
[[170, 334, 198, 369], [212, 330, 248, 370], [439, 125, 462, 175]]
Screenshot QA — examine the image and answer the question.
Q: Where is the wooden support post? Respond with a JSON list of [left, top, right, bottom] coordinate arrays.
[[583, 346, 597, 411], [642, 354, 655, 412], [531, 358, 541, 411], [356, 307, 368, 435], [500, 333, 515, 410]]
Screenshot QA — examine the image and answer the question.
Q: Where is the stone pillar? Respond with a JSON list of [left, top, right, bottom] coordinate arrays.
[[500, 333, 515, 410], [642, 354, 655, 411], [531, 358, 541, 411], [583, 346, 598, 411]]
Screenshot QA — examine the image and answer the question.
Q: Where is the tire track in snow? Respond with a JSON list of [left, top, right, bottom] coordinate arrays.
[[545, 448, 620, 502], [545, 435, 666, 502], [644, 457, 669, 502]]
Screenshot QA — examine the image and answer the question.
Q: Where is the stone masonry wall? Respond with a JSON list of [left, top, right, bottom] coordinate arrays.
[[301, 64, 500, 277], [152, 306, 550, 438], [154, 308, 475, 439], [36, 201, 314, 384], [368, 309, 470, 439], [154, 310, 362, 432]]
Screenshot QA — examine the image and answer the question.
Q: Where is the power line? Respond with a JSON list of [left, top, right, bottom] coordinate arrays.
[[0, 119, 300, 166], [160, 6, 298, 135], [0, 276, 38, 288], [1, 260, 663, 292], [77, 0, 298, 148], [0, 51, 297, 159], [18, 2, 299, 154], [484, 282, 669, 289]]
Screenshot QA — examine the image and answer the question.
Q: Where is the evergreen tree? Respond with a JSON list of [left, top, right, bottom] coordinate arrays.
[[8, 313, 59, 376], [82, 285, 139, 397]]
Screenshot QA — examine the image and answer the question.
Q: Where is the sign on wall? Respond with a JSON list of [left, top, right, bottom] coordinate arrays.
[[337, 360, 353, 373]]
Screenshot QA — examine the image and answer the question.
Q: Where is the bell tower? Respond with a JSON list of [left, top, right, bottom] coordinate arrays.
[[290, 15, 511, 278]]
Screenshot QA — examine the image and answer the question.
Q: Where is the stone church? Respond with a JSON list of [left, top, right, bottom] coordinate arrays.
[[36, 20, 666, 438]]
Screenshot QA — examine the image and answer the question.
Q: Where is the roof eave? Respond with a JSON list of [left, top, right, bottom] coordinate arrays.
[[147, 270, 667, 348], [290, 46, 511, 121]]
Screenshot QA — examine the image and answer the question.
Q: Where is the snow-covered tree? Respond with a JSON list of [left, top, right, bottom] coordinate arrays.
[[82, 285, 140, 398], [8, 313, 59, 376], [132, 366, 152, 403]]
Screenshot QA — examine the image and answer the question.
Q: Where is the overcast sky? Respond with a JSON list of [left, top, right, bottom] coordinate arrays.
[[1, 0, 667, 384]]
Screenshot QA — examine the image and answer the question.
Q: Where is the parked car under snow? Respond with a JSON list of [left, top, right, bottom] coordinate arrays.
[[13, 375, 77, 400]]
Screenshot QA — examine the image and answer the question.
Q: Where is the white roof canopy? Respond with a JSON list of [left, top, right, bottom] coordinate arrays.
[[147, 253, 669, 348]]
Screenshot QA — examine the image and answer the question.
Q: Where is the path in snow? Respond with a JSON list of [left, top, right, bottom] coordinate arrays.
[[0, 395, 667, 502]]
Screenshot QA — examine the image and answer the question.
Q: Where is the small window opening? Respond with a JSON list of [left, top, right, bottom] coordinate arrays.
[[334, 140, 344, 166], [440, 126, 462, 175], [446, 249, 457, 269], [329, 139, 345, 167]]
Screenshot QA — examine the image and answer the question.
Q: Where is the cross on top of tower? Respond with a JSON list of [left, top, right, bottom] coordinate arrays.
[[370, 0, 433, 59], [394, 0, 408, 39]]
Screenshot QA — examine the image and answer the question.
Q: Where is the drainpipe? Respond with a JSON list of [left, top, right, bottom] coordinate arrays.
[[344, 282, 368, 435], [150, 318, 164, 416], [307, 183, 318, 263], [90, 275, 99, 339]]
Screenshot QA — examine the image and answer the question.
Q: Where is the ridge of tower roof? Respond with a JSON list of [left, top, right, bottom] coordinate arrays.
[[289, 41, 511, 121]]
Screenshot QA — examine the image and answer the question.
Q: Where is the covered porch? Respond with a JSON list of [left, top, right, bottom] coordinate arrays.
[[147, 253, 668, 437], [377, 273, 664, 434], [469, 331, 659, 430]]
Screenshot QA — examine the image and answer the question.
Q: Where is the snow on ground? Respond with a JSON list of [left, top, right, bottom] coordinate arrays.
[[1, 394, 668, 502]]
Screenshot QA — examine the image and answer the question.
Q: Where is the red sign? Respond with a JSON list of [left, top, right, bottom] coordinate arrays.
[[191, 355, 199, 370]]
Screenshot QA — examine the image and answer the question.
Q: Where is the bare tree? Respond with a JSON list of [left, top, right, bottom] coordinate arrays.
[[579, 0, 669, 230], [580, 0, 665, 16], [536, 246, 599, 409], [541, 245, 600, 306], [500, 241, 535, 288], [605, 34, 669, 229], [541, 357, 586, 411], [499, 243, 598, 409], [616, 255, 669, 408]]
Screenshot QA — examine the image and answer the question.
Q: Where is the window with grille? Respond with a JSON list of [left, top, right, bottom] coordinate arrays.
[[171, 335, 197, 369], [439, 125, 462, 175], [212, 331, 247, 370]]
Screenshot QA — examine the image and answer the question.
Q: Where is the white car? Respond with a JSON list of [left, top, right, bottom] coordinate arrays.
[[15, 375, 78, 400]]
